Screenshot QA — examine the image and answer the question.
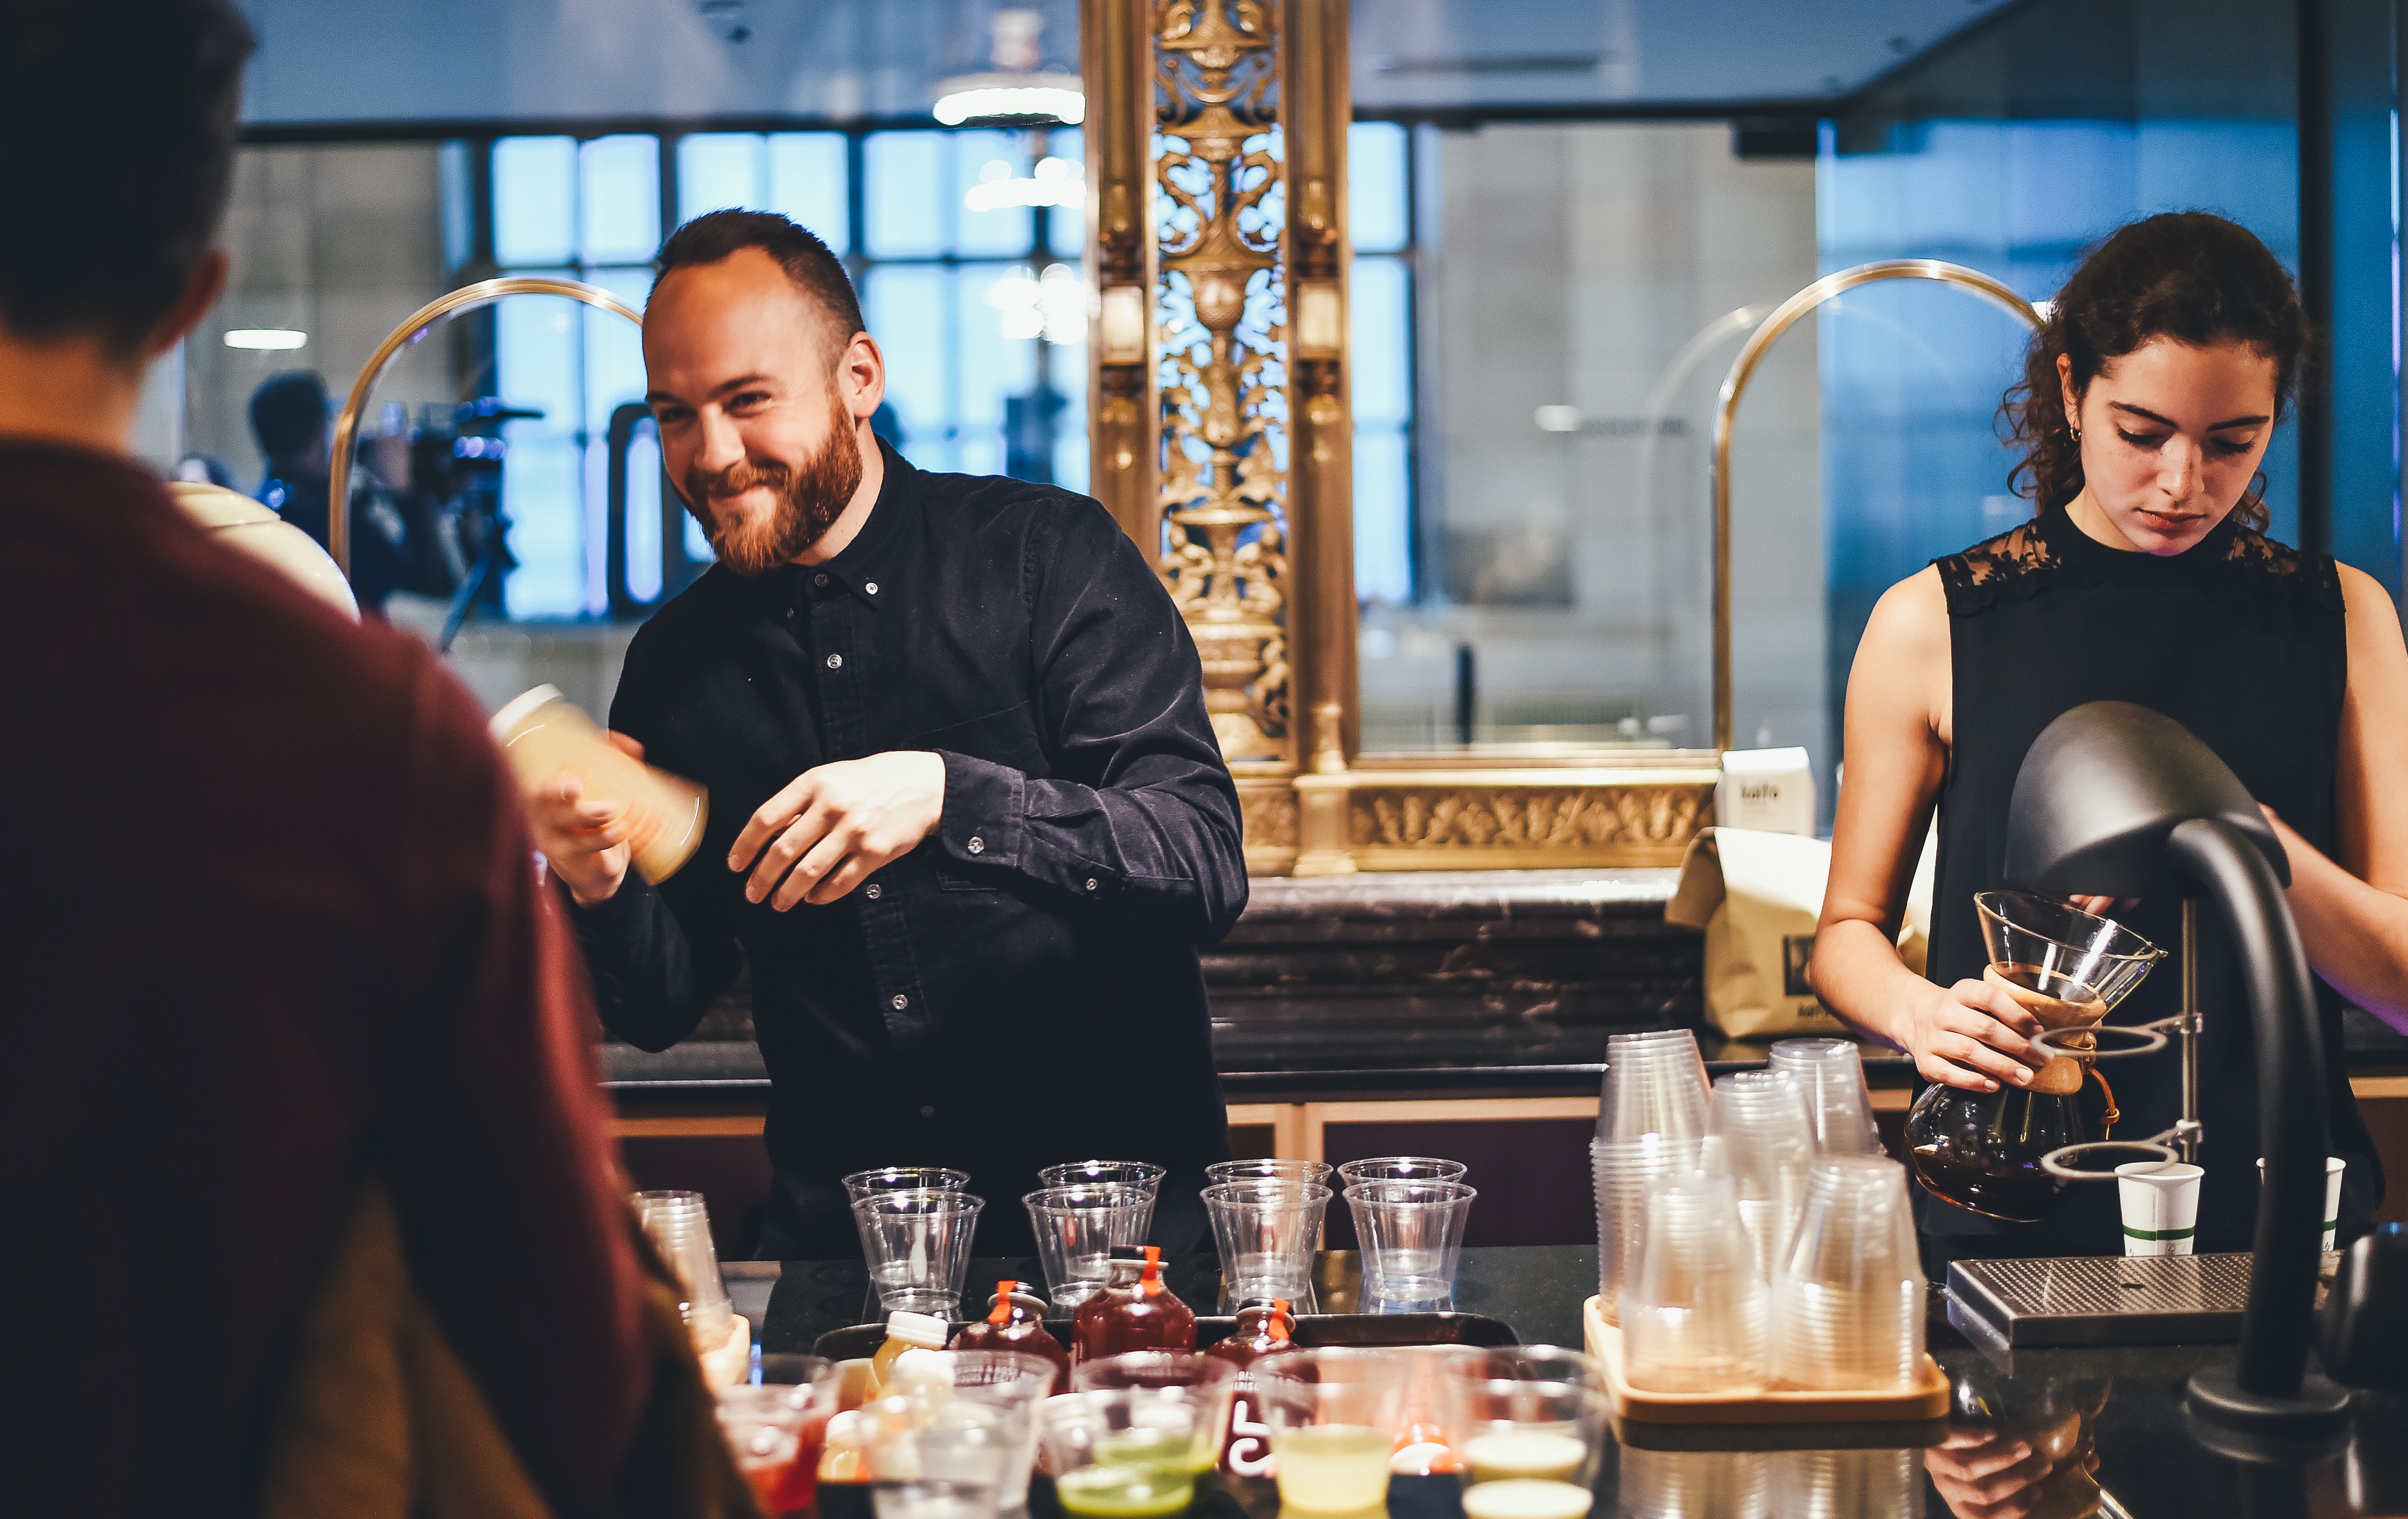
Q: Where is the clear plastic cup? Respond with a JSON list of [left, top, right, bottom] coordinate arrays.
[[1439, 1350, 1607, 1519], [1202, 1181, 1332, 1306], [1619, 1172, 1769, 1393], [1600, 1030, 1711, 1142], [871, 1479, 1002, 1519], [753, 1355, 838, 1511], [1770, 1156, 1925, 1391], [1025, 1184, 1155, 1309], [1345, 1179, 1478, 1311], [843, 1167, 973, 1201], [716, 1384, 810, 1516], [1336, 1155, 1469, 1187], [634, 1190, 735, 1352], [851, 1189, 986, 1317], [863, 1393, 1013, 1492], [1040, 1387, 1218, 1518], [1207, 1159, 1335, 1185], [1038, 1160, 1167, 1198], [1590, 1133, 1703, 1326], [1069, 1354, 1241, 1473], [1254, 1349, 1409, 1513], [1704, 1069, 1816, 1286], [1767, 1039, 1882, 1155], [924, 1349, 1054, 1508]]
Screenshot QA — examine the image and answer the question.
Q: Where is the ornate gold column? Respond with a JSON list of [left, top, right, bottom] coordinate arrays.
[[1085, 0, 1721, 876]]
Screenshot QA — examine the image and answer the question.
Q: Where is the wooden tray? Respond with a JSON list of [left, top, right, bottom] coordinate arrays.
[[1583, 1295, 1949, 1425]]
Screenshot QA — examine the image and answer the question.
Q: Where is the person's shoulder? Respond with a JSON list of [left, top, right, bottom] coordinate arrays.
[[1931, 512, 2058, 616], [2221, 519, 2345, 614], [1865, 564, 1950, 653], [914, 466, 1117, 536]]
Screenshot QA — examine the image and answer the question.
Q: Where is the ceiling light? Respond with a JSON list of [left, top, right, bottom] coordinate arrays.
[[963, 155, 1087, 212], [224, 328, 308, 350], [932, 77, 1084, 126]]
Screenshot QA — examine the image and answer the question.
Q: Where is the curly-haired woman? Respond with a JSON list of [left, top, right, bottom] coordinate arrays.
[[1811, 211, 2398, 1264]]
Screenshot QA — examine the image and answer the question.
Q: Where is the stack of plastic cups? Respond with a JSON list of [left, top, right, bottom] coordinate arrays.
[[1590, 1030, 1709, 1323], [1769, 1156, 1926, 1392], [634, 1190, 736, 1357], [1036, 1161, 1165, 1240], [1702, 1069, 1815, 1288], [1619, 1172, 1769, 1393], [1766, 1039, 1882, 1155]]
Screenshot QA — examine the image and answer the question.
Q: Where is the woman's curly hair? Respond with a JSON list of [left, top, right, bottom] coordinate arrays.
[[2001, 211, 2307, 531]]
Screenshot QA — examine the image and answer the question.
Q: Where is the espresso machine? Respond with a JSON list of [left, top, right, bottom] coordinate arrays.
[[1938, 701, 2404, 1435]]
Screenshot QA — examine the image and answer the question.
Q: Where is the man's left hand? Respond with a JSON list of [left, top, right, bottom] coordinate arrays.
[[729, 751, 946, 909]]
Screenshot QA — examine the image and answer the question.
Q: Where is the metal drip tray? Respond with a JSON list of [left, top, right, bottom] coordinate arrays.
[[1947, 1253, 2253, 1347]]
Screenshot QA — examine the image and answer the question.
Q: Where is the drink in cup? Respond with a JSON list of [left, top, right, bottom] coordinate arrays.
[[1256, 1349, 1407, 1512], [490, 685, 708, 884]]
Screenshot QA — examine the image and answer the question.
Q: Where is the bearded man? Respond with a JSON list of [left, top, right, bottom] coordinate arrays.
[[529, 211, 1246, 1258]]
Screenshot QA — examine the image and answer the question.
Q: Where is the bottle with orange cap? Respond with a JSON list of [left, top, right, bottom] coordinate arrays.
[[1205, 1296, 1299, 1375], [951, 1279, 1072, 1393], [1072, 1245, 1196, 1363]]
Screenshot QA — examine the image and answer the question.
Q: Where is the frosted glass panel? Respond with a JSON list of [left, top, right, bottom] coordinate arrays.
[[1351, 255, 1412, 426], [1355, 430, 1412, 606], [580, 135, 660, 264], [492, 137, 577, 267], [769, 132, 851, 251], [678, 132, 765, 221]]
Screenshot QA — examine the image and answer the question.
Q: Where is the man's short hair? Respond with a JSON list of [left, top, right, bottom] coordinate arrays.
[[250, 371, 330, 460], [0, 1, 253, 356], [654, 211, 866, 362]]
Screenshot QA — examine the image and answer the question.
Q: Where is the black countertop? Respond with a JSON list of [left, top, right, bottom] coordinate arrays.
[[604, 868, 2408, 1105], [769, 1243, 2408, 1519]]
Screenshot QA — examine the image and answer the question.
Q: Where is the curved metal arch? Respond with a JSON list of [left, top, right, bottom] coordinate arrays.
[[1708, 259, 2043, 753], [327, 276, 645, 575]]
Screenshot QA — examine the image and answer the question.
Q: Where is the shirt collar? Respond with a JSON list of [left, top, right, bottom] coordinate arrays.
[[809, 440, 917, 610]]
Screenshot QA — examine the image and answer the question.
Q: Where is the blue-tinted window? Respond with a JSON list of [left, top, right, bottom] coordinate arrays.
[[768, 133, 850, 251], [865, 132, 947, 258], [1350, 122, 1410, 254], [678, 133, 765, 222], [492, 137, 577, 266], [580, 135, 660, 264]]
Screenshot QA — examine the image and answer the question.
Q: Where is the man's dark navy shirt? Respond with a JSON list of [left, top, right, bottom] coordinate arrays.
[[568, 445, 1245, 1255]]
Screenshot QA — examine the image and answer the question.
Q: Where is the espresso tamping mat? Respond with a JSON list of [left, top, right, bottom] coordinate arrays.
[[1947, 1254, 2254, 1348]]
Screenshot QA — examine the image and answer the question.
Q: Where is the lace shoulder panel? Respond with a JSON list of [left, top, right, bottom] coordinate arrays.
[[2219, 525, 2345, 613], [1934, 518, 2059, 615]]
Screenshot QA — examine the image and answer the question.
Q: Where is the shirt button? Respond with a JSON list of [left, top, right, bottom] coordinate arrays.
[[815, 573, 829, 587], [967, 836, 985, 855], [920, 1105, 936, 1119], [892, 993, 909, 1010], [1086, 877, 1099, 891], [866, 883, 882, 900], [866, 581, 879, 595], [825, 653, 843, 670]]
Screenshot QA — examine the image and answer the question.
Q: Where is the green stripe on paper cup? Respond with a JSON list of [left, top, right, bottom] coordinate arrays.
[[2122, 1224, 2197, 1242]]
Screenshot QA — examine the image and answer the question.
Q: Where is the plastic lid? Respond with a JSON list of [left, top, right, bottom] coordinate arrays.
[[886, 1310, 951, 1348]]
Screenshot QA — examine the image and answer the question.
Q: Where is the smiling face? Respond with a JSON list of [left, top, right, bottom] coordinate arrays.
[[2059, 336, 2279, 555], [642, 247, 882, 573]]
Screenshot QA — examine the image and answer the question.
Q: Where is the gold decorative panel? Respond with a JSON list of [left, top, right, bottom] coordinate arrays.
[[1154, 0, 1291, 765], [1294, 764, 1720, 874]]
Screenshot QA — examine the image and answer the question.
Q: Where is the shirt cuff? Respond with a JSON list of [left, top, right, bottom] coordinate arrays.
[[934, 750, 1026, 869], [557, 865, 658, 943]]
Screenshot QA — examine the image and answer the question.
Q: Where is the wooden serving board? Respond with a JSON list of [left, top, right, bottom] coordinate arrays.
[[1583, 1296, 1949, 1425]]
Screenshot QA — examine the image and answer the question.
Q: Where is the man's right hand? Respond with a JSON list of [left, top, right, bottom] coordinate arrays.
[[1902, 977, 2051, 1094], [525, 732, 645, 907]]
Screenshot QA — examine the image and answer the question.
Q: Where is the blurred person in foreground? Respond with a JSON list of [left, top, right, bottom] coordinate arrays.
[[0, 4, 745, 1513]]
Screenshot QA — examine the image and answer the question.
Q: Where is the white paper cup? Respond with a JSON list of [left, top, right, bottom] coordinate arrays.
[[2116, 1161, 2203, 1256], [2257, 1155, 2347, 1252]]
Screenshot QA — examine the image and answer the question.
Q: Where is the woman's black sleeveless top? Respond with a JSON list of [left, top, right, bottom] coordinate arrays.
[[1926, 504, 2382, 1254]]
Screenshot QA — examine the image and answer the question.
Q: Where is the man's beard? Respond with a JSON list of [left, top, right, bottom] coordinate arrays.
[[681, 396, 864, 575]]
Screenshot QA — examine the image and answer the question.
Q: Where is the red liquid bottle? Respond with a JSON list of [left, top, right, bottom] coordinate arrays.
[[1073, 1245, 1196, 1363], [1206, 1296, 1297, 1471], [952, 1278, 1073, 1394]]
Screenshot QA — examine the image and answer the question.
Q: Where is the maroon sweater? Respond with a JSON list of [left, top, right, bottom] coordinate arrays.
[[0, 442, 651, 1514]]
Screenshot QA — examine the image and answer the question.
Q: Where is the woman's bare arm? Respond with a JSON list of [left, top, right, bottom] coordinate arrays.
[[2277, 565, 2408, 1033], [1812, 567, 2050, 1091]]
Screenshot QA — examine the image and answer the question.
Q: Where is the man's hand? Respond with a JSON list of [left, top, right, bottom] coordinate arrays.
[[728, 751, 946, 909], [524, 732, 647, 907]]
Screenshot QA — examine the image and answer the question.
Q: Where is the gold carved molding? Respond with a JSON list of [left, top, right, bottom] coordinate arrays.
[[1294, 762, 1720, 875]]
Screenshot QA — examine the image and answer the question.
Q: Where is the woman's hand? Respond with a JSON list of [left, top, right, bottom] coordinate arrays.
[[1900, 976, 2051, 1092]]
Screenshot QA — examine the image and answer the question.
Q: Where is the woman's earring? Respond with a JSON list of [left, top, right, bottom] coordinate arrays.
[[2070, 425, 2083, 445]]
